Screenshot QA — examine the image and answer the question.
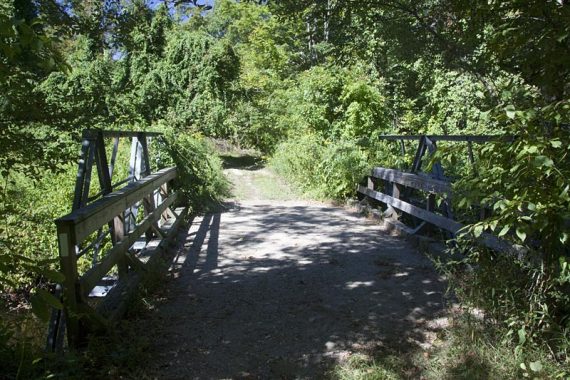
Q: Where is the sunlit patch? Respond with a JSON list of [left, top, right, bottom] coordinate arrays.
[[345, 281, 375, 289], [325, 341, 336, 350], [394, 271, 409, 277], [252, 266, 273, 272]]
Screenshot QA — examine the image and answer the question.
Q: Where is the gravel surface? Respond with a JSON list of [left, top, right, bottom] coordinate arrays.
[[139, 169, 447, 379]]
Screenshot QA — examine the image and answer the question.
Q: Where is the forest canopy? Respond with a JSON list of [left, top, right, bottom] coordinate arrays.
[[0, 0, 569, 377]]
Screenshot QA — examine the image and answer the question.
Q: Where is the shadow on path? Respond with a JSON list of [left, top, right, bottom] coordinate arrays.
[[144, 201, 447, 379], [220, 155, 264, 170]]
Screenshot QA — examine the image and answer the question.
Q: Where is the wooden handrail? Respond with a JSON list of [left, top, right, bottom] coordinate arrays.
[[56, 167, 176, 242], [358, 185, 461, 233], [54, 164, 183, 349], [82, 130, 163, 138], [371, 167, 451, 195], [378, 135, 513, 143]]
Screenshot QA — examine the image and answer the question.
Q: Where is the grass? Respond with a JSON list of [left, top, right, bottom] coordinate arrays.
[[218, 146, 303, 202], [333, 353, 406, 380], [332, 312, 568, 380]]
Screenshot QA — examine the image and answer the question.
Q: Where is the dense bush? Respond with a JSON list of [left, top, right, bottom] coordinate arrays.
[[154, 130, 230, 212], [444, 110, 570, 362], [271, 134, 368, 200]]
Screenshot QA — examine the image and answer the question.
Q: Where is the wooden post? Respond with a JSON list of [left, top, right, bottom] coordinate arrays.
[[114, 213, 128, 279], [392, 183, 401, 199], [139, 133, 157, 239], [138, 132, 151, 177], [425, 137, 445, 180], [109, 137, 119, 180], [411, 136, 427, 173], [159, 183, 168, 225], [387, 182, 401, 220], [72, 136, 95, 211], [427, 193, 436, 212], [56, 222, 81, 348], [367, 176, 374, 190]]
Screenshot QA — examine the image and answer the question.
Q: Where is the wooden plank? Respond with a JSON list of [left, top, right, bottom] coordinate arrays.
[[371, 167, 451, 195], [412, 135, 427, 173], [80, 143, 96, 209], [357, 186, 462, 233], [96, 206, 189, 322], [56, 223, 81, 348], [378, 135, 512, 143], [56, 167, 176, 243], [83, 129, 162, 139], [80, 192, 177, 295], [392, 182, 401, 199], [72, 137, 92, 211], [358, 186, 522, 255]]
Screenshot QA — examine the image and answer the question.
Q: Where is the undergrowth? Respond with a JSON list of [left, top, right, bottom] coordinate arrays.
[[271, 134, 369, 201], [333, 311, 567, 380]]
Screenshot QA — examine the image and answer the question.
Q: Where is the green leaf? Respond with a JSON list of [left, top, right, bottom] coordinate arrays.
[[498, 225, 510, 237], [526, 146, 538, 154], [40, 269, 65, 283], [31, 293, 49, 322], [516, 228, 527, 242], [518, 328, 526, 345], [560, 185, 569, 199], [550, 140, 562, 148], [37, 289, 63, 310], [529, 361, 542, 372], [473, 224, 484, 238], [533, 155, 554, 168]]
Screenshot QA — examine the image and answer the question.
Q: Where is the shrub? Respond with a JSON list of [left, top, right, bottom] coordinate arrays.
[[271, 134, 369, 200], [154, 130, 230, 212]]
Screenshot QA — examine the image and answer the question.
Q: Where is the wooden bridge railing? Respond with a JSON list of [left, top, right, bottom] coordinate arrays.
[[358, 167, 458, 235], [48, 130, 188, 350], [358, 135, 513, 252]]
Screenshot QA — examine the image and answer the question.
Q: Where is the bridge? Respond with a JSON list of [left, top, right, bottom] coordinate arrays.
[[46, 130, 510, 377]]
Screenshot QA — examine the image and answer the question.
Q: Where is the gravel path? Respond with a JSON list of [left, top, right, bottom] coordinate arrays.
[[140, 168, 447, 379]]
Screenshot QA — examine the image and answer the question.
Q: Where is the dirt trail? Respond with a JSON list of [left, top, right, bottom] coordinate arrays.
[[140, 166, 447, 379]]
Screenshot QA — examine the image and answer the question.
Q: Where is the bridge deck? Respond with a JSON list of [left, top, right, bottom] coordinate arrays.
[[136, 200, 447, 378]]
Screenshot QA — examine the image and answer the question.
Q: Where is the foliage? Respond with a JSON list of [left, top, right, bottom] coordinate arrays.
[[0, 162, 75, 294], [420, 311, 567, 379], [272, 134, 369, 200], [155, 129, 230, 212], [443, 104, 570, 360], [1, 0, 569, 376], [333, 353, 402, 380]]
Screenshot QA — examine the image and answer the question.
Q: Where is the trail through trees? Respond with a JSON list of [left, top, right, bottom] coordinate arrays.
[[135, 166, 448, 378]]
